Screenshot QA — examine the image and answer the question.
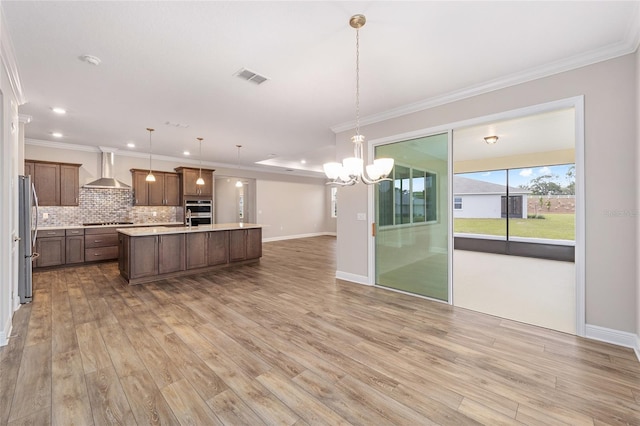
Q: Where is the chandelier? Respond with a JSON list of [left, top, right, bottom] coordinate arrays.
[[323, 14, 394, 186]]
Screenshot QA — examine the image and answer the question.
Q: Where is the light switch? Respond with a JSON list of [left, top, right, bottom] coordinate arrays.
[[42, 212, 49, 219], [357, 213, 366, 221]]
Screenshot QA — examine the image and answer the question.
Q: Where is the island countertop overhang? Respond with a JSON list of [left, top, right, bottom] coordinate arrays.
[[117, 222, 263, 237]]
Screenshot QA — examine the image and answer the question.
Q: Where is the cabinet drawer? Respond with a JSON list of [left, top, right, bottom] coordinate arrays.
[[40, 229, 65, 237], [85, 246, 119, 261], [85, 227, 118, 235], [65, 228, 84, 236], [85, 234, 119, 248]]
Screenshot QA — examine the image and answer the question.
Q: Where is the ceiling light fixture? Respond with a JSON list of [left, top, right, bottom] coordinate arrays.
[[145, 128, 155, 182], [127, 142, 135, 148], [323, 14, 394, 186], [484, 135, 499, 144], [52, 132, 63, 138], [184, 151, 190, 156], [235, 145, 243, 188], [52, 107, 66, 114], [196, 138, 205, 185]]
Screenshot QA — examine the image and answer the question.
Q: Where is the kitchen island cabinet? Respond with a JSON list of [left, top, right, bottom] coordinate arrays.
[[118, 223, 262, 285]]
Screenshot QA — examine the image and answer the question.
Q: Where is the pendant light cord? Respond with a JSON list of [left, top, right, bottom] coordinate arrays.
[[355, 27, 360, 137]]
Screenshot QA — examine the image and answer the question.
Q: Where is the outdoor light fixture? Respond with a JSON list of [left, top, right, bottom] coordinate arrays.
[[484, 135, 499, 144], [322, 14, 394, 186], [145, 128, 156, 182]]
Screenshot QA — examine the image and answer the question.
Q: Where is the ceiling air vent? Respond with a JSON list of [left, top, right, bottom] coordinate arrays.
[[235, 68, 269, 85]]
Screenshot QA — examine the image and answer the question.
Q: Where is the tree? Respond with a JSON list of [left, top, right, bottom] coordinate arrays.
[[524, 174, 563, 195]]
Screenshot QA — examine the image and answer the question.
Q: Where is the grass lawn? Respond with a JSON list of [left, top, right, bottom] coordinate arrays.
[[454, 213, 575, 240]]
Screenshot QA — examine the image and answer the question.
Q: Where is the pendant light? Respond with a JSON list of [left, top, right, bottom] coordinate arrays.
[[235, 145, 243, 188], [145, 128, 155, 182], [323, 14, 394, 186], [196, 137, 205, 185]]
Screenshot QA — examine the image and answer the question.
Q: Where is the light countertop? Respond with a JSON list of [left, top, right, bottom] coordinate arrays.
[[39, 222, 183, 231], [117, 223, 263, 237]]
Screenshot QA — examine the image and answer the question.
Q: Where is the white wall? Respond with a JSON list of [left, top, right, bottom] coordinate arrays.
[[453, 194, 501, 219], [636, 46, 640, 350], [336, 54, 638, 335], [257, 179, 331, 241]]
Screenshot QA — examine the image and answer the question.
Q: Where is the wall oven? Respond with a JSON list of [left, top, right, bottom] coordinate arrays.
[[185, 200, 212, 226]]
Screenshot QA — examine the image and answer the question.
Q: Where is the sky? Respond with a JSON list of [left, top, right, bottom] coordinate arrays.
[[456, 163, 574, 189]]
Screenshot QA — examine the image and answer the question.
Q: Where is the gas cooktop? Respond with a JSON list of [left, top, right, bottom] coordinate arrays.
[[82, 221, 134, 226]]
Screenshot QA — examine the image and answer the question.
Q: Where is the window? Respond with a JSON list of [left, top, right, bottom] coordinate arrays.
[[453, 164, 575, 262], [378, 164, 437, 227], [330, 187, 337, 218], [453, 196, 463, 210]]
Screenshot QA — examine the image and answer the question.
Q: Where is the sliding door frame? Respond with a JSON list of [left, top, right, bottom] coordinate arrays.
[[367, 95, 585, 336]]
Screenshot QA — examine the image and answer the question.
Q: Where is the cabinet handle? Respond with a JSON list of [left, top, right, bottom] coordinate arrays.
[[94, 253, 101, 256], [47, 232, 57, 235], [94, 239, 102, 243]]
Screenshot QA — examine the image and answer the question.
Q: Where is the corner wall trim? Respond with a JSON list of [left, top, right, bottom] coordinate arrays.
[[335, 271, 371, 286], [0, 316, 11, 347], [585, 324, 640, 362]]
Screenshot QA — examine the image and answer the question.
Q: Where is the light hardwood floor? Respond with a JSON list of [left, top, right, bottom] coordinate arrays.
[[1, 236, 639, 425]]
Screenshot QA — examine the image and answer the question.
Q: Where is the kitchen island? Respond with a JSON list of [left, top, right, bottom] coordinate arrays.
[[117, 223, 262, 285]]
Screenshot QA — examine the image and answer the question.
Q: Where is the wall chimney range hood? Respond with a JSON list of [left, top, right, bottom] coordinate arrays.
[[84, 148, 130, 189]]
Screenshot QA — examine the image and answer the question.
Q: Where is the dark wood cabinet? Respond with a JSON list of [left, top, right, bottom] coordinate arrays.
[[35, 229, 66, 267], [119, 226, 261, 284], [132, 170, 149, 205], [24, 161, 34, 179], [25, 160, 81, 206], [60, 164, 80, 206], [158, 234, 185, 274], [85, 227, 119, 262], [246, 228, 262, 260], [65, 229, 85, 264], [34, 162, 60, 206], [207, 230, 229, 266], [186, 233, 208, 269], [175, 167, 214, 198], [128, 235, 158, 279], [131, 170, 180, 206], [229, 229, 246, 262]]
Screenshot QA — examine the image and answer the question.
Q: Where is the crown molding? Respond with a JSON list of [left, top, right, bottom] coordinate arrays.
[[0, 9, 26, 105], [331, 30, 640, 134], [25, 138, 325, 179]]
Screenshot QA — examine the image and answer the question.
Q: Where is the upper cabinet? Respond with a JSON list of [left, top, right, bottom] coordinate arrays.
[[25, 160, 81, 206], [130, 169, 180, 206], [175, 167, 214, 198]]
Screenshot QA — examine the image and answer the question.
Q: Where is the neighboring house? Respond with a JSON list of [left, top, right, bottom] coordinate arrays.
[[453, 176, 531, 219]]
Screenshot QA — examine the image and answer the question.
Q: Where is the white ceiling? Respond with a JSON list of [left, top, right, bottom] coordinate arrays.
[[2, 1, 638, 176]]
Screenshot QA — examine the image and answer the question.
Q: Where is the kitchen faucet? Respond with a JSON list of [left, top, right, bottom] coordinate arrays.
[[186, 208, 192, 228]]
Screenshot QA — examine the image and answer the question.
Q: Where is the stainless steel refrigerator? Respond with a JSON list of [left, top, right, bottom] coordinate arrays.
[[18, 175, 39, 303]]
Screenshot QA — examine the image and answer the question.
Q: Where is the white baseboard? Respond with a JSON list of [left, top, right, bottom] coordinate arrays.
[[0, 314, 12, 347], [335, 270, 371, 286], [262, 232, 336, 243], [585, 324, 640, 362]]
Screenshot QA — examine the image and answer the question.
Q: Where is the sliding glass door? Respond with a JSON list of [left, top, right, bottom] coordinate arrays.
[[374, 133, 449, 301]]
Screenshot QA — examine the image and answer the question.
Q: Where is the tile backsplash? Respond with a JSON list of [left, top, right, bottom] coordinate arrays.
[[38, 188, 181, 227]]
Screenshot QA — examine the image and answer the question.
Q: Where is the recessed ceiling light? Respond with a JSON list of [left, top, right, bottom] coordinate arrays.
[[52, 107, 66, 114], [183, 151, 190, 156], [127, 142, 135, 148], [52, 132, 63, 138], [301, 159, 306, 164], [79, 54, 101, 65]]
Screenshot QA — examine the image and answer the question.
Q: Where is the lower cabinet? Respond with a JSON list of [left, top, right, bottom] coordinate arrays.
[[158, 234, 185, 274], [65, 235, 85, 264], [186, 232, 208, 270], [229, 228, 262, 262], [207, 230, 229, 266], [85, 227, 120, 262], [36, 229, 66, 267], [119, 227, 262, 284], [127, 235, 158, 279]]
